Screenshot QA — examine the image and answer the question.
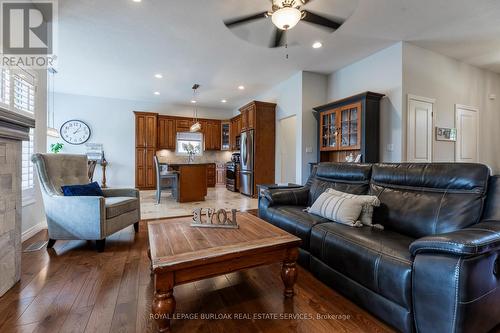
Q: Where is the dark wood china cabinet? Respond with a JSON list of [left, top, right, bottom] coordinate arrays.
[[314, 92, 384, 163]]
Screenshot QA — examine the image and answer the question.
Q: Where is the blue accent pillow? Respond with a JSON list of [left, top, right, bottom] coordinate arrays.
[[61, 182, 104, 197]]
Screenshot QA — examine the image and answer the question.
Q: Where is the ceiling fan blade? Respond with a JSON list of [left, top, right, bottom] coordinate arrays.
[[224, 12, 268, 28], [301, 10, 343, 30], [270, 28, 286, 48]]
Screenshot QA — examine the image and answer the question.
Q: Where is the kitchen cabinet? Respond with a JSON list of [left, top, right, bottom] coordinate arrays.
[[207, 163, 216, 187], [240, 103, 256, 131], [157, 116, 176, 150], [216, 163, 225, 185], [176, 119, 192, 133], [135, 112, 157, 189], [230, 115, 241, 150], [202, 120, 221, 151], [221, 121, 230, 150], [314, 92, 384, 163], [238, 101, 276, 197]]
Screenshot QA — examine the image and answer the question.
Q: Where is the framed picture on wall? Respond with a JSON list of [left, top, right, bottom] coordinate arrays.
[[435, 127, 457, 142]]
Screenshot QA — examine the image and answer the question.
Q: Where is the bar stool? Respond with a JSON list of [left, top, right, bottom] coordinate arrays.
[[154, 156, 178, 204]]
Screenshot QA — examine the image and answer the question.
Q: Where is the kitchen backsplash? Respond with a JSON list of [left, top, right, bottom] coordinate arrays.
[[156, 149, 233, 164]]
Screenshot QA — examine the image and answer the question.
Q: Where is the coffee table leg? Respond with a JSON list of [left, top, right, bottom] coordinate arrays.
[[148, 247, 153, 276], [152, 271, 175, 332], [281, 247, 299, 298]]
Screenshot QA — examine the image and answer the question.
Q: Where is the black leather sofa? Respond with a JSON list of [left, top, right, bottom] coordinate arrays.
[[258, 163, 500, 333]]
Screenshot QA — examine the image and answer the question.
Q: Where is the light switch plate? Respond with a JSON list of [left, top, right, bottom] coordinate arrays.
[[306, 146, 313, 153], [387, 144, 394, 152]]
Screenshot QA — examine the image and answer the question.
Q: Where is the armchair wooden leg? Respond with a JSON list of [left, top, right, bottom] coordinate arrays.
[[47, 239, 56, 249], [96, 239, 106, 253], [134, 222, 139, 233]]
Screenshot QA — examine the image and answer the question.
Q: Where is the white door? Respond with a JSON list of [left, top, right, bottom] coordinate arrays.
[[407, 95, 434, 162], [279, 116, 296, 183], [455, 105, 478, 162]]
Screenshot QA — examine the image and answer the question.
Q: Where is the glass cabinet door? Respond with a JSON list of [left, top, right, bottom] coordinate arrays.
[[339, 104, 360, 149], [321, 111, 337, 149]]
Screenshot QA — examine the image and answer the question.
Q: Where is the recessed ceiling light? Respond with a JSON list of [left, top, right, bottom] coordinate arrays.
[[221, 99, 227, 103], [312, 41, 323, 49], [238, 85, 245, 90], [154, 73, 163, 79], [132, 0, 141, 2], [154, 91, 160, 95], [191, 100, 197, 104]]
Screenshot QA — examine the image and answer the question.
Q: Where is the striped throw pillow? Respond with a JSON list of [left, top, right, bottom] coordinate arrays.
[[307, 192, 363, 227], [326, 189, 380, 227]]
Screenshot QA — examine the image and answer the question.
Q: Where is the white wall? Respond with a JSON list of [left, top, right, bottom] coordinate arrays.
[[328, 42, 404, 162], [48, 93, 234, 188], [403, 43, 500, 173], [22, 69, 48, 237], [302, 72, 328, 184], [255, 72, 303, 183], [240, 71, 328, 185]]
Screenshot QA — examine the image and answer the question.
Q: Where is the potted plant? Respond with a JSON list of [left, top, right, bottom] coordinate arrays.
[[50, 143, 64, 154]]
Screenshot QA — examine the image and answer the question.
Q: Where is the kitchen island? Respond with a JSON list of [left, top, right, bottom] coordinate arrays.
[[168, 163, 208, 203]]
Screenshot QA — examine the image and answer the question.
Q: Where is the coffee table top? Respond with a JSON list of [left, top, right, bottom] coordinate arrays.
[[148, 212, 301, 271]]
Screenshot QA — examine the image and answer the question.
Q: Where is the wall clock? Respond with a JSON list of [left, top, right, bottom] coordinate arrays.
[[60, 120, 91, 145]]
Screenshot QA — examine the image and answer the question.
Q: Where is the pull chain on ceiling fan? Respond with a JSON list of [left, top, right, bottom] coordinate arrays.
[[224, 0, 344, 49]]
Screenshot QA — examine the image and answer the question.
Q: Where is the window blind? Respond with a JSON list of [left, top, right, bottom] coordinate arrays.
[[0, 68, 10, 106], [14, 74, 35, 114], [22, 128, 34, 190]]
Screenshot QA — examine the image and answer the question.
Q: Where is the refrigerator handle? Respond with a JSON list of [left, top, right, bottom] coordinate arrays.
[[241, 134, 247, 166]]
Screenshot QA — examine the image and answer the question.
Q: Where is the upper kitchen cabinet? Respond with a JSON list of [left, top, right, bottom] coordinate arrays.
[[135, 112, 157, 148], [240, 102, 256, 131], [135, 112, 158, 189], [157, 116, 176, 150], [221, 121, 230, 150], [314, 92, 384, 163], [230, 115, 241, 150]]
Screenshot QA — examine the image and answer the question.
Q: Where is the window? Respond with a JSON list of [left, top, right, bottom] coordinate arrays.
[[176, 132, 203, 156], [13, 73, 35, 115], [22, 128, 35, 190], [0, 67, 10, 106]]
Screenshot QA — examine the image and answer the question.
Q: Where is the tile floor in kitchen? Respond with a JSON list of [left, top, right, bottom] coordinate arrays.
[[140, 186, 258, 220]]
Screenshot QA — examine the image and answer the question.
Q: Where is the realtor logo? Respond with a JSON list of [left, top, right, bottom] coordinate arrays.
[[2, 1, 53, 54]]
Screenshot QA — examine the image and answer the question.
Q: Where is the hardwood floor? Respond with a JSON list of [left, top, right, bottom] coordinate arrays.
[[0, 222, 394, 333]]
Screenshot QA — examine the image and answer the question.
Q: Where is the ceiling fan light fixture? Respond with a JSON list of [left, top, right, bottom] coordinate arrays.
[[271, 7, 302, 30]]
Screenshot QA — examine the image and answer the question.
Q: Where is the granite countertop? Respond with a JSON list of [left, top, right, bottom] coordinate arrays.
[[165, 161, 227, 166]]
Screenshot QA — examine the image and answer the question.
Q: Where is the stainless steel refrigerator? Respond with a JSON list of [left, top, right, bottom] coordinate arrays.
[[239, 130, 254, 196]]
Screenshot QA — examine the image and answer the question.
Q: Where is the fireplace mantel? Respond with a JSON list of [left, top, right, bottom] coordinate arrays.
[[0, 107, 35, 296]]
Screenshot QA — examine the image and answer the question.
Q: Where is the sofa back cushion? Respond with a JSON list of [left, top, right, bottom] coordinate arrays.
[[307, 163, 372, 205], [370, 163, 490, 238], [483, 175, 500, 221]]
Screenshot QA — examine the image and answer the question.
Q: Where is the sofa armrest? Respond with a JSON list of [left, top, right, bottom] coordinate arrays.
[[101, 188, 140, 198], [262, 187, 309, 207], [44, 195, 106, 240], [410, 220, 500, 256]]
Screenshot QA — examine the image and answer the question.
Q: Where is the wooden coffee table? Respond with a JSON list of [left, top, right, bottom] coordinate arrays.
[[147, 212, 302, 332]]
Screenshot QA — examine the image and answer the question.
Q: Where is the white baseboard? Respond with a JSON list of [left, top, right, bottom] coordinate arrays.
[[22, 221, 47, 242]]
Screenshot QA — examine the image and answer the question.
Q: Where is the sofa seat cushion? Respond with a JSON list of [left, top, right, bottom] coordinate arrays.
[[264, 206, 331, 251], [310, 223, 414, 309], [105, 197, 139, 219]]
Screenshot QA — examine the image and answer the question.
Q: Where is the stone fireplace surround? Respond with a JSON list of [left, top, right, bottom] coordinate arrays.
[[0, 107, 35, 297]]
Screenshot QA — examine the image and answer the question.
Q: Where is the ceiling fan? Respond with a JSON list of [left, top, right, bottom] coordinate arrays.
[[224, 0, 344, 48]]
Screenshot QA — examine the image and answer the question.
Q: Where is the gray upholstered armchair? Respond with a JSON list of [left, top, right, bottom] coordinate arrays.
[[32, 153, 141, 252]]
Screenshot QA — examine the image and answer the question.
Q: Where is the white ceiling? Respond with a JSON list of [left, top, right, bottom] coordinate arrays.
[[54, 0, 500, 109]]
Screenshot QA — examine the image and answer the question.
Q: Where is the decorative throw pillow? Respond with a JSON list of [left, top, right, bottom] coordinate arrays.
[[326, 188, 381, 227], [61, 181, 104, 197], [307, 192, 363, 227]]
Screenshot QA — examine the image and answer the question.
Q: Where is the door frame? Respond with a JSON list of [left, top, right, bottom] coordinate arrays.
[[406, 94, 436, 162], [455, 104, 479, 162]]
